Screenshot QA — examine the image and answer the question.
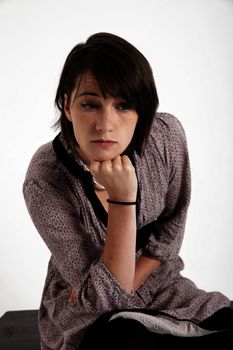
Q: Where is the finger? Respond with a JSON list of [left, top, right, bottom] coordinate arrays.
[[112, 156, 122, 169], [112, 155, 121, 164], [97, 159, 112, 174], [121, 155, 132, 166]]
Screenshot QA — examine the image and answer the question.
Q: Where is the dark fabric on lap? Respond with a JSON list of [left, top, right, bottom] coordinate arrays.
[[79, 321, 233, 350], [79, 307, 233, 349], [199, 306, 233, 331], [79, 318, 151, 350]]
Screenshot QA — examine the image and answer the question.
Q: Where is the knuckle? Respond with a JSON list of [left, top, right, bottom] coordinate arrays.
[[100, 164, 112, 175], [113, 163, 122, 171], [121, 155, 129, 162], [124, 165, 132, 172]]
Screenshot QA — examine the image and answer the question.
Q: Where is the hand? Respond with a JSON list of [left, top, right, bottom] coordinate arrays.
[[68, 288, 77, 303], [89, 155, 138, 201]]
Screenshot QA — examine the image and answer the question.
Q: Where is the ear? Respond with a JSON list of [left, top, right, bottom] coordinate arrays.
[[64, 94, 72, 122]]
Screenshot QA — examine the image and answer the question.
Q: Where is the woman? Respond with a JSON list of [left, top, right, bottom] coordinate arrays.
[[23, 32, 233, 350]]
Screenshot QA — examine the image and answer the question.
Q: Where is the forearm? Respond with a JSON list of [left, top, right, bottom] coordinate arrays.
[[102, 203, 137, 292], [133, 255, 161, 292], [90, 155, 138, 292], [102, 205, 160, 293]]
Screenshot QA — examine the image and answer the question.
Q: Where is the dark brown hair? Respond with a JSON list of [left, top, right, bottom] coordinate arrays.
[[54, 32, 159, 156]]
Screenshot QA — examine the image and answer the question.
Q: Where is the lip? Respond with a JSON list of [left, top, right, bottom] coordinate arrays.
[[91, 140, 117, 148], [91, 139, 117, 143]]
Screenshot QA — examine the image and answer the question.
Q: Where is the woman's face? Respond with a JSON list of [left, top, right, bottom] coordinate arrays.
[[64, 72, 138, 165]]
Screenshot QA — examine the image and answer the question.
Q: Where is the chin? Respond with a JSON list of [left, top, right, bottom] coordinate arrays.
[[92, 153, 118, 162], [93, 156, 113, 162]]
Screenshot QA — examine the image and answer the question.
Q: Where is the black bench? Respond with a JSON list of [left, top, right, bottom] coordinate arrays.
[[0, 310, 40, 350]]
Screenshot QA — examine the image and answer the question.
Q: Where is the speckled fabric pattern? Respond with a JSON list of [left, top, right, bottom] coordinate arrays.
[[23, 113, 230, 350]]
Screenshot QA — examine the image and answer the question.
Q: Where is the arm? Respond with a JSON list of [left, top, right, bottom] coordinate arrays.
[[90, 155, 138, 292], [104, 213, 161, 293], [103, 203, 137, 292], [133, 256, 161, 291], [141, 114, 191, 262], [69, 256, 160, 298], [90, 157, 160, 293]]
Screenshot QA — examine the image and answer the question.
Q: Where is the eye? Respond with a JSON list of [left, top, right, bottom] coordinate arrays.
[[116, 102, 133, 111], [80, 103, 99, 111]]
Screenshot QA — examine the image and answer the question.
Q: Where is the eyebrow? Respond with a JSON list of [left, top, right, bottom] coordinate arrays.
[[77, 92, 101, 98]]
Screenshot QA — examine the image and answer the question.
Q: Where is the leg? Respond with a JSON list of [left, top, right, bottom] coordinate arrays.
[[79, 317, 153, 350], [199, 307, 233, 331]]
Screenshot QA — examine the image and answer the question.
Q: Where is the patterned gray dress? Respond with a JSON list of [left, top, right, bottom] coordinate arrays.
[[23, 113, 230, 350]]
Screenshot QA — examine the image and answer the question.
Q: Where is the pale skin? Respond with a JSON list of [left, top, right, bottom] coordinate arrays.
[[64, 72, 160, 293]]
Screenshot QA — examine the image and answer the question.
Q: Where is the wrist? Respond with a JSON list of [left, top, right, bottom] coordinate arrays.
[[107, 193, 137, 203]]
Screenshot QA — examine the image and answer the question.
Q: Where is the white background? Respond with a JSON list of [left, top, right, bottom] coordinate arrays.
[[0, 0, 232, 317]]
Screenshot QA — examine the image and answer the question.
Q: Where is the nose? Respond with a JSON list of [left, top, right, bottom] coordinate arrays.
[[95, 107, 114, 133]]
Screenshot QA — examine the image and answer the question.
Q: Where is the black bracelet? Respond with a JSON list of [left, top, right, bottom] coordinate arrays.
[[107, 199, 137, 205]]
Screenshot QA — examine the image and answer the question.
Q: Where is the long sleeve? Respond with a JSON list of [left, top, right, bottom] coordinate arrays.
[[141, 114, 191, 261]]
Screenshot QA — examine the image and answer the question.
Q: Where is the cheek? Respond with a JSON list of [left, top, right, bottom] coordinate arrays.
[[71, 122, 82, 144], [72, 118, 85, 135], [129, 120, 138, 135], [72, 120, 92, 145], [122, 124, 137, 145]]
